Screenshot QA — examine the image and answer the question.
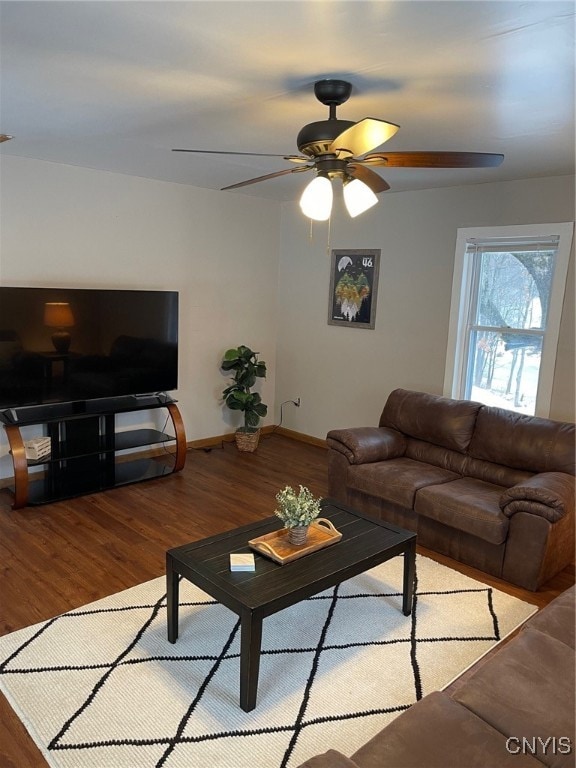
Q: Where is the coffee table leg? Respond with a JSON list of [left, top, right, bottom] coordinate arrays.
[[166, 558, 179, 644], [239, 609, 263, 712], [402, 539, 416, 616]]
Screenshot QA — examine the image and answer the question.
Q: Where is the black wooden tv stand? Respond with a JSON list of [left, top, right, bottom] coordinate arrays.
[[1, 395, 186, 509]]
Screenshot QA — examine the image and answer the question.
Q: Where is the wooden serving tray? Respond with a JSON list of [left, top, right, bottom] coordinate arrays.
[[248, 517, 342, 565]]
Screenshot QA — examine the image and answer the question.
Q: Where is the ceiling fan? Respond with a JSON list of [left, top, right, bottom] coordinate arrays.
[[173, 79, 504, 220]]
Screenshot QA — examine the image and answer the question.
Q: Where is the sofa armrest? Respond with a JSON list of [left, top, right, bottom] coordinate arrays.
[[296, 750, 361, 768], [326, 427, 407, 465], [499, 472, 575, 523]]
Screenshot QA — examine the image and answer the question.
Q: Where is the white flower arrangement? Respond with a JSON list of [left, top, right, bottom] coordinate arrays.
[[275, 485, 322, 529]]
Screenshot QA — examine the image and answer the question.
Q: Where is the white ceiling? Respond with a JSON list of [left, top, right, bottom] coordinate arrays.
[[1, 1, 574, 202]]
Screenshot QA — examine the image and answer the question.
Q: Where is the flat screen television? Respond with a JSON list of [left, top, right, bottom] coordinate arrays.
[[0, 287, 178, 412]]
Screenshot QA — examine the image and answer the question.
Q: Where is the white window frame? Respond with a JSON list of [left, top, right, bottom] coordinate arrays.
[[444, 222, 574, 417]]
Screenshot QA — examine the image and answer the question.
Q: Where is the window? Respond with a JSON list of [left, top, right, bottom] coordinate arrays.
[[445, 223, 574, 417]]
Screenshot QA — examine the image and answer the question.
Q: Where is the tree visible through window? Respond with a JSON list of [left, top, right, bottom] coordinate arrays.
[[465, 245, 556, 413], [445, 224, 574, 417]]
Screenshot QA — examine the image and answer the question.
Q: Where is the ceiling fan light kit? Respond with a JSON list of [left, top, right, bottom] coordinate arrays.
[[174, 78, 504, 221], [343, 178, 379, 218], [299, 175, 333, 221]]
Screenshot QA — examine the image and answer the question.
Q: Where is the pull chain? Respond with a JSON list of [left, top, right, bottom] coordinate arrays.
[[305, 217, 331, 253]]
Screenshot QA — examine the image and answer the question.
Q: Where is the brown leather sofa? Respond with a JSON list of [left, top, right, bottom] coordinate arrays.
[[298, 585, 575, 768], [326, 389, 575, 590]]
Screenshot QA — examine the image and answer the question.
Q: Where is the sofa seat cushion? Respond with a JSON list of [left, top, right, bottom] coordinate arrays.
[[351, 691, 544, 768], [453, 628, 575, 768], [525, 586, 575, 649], [415, 478, 509, 545], [347, 458, 459, 508]]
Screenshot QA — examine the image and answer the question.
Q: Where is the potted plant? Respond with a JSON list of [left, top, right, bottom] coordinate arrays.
[[221, 345, 268, 452], [275, 485, 322, 545]]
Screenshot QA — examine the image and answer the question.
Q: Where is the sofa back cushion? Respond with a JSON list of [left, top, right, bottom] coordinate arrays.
[[469, 406, 576, 476], [461, 455, 533, 487], [404, 438, 467, 474], [380, 389, 482, 454]]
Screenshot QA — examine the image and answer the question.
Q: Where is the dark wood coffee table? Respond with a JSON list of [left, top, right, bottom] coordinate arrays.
[[166, 499, 416, 712]]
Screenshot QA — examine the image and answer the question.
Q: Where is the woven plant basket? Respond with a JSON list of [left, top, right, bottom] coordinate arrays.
[[235, 429, 261, 453], [287, 525, 309, 546]]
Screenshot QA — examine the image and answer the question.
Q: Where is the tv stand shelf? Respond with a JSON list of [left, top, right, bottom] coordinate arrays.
[[2, 396, 186, 509]]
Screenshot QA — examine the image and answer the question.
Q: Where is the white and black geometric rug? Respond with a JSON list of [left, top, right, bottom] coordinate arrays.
[[0, 554, 536, 768]]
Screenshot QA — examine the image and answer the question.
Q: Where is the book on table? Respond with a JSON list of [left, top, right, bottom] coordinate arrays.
[[230, 553, 256, 572]]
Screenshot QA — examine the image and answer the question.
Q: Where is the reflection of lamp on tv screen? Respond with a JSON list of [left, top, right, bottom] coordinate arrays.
[[0, 287, 179, 410], [44, 302, 75, 352]]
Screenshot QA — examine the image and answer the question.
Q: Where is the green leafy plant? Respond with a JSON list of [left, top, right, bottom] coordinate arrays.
[[275, 485, 322, 529], [221, 345, 268, 433]]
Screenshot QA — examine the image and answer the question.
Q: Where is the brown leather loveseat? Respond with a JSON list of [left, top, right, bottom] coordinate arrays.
[[326, 389, 575, 590]]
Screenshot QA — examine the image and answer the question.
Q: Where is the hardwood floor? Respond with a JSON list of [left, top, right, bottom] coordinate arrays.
[[0, 433, 573, 767]]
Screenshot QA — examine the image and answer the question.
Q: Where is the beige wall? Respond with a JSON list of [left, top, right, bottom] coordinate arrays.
[[1, 157, 573, 484], [276, 175, 575, 438], [0, 155, 280, 479]]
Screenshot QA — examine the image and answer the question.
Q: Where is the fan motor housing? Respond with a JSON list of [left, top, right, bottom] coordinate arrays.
[[297, 119, 356, 157], [314, 79, 352, 106]]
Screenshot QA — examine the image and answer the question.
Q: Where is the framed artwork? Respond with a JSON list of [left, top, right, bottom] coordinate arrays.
[[328, 249, 380, 329]]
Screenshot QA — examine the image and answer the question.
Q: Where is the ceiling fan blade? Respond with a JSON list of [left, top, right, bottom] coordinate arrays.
[[361, 151, 504, 168], [221, 166, 312, 191], [329, 118, 400, 158], [347, 164, 390, 193], [173, 148, 299, 159]]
